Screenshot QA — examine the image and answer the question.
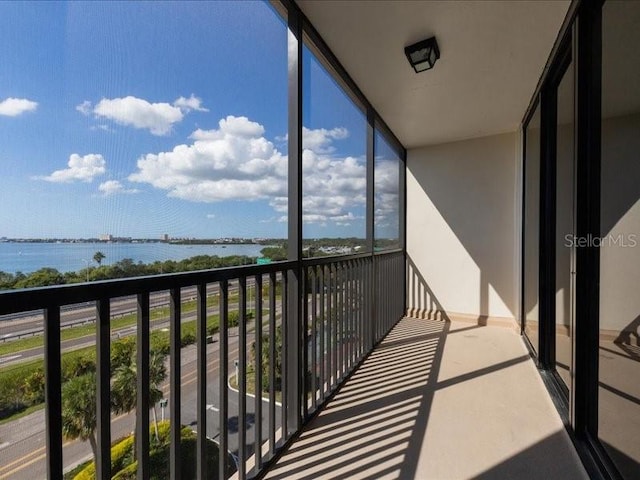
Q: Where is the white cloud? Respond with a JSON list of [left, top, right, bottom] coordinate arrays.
[[173, 94, 208, 113], [77, 95, 201, 136], [40, 153, 106, 183], [78, 94, 208, 135], [93, 96, 184, 135], [129, 115, 367, 225], [374, 157, 400, 227], [129, 115, 286, 202], [76, 100, 92, 116], [98, 180, 139, 196], [302, 127, 348, 153], [0, 97, 38, 117], [206, 214, 216, 219]]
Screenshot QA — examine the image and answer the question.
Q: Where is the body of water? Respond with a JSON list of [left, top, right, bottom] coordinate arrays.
[[0, 242, 268, 274]]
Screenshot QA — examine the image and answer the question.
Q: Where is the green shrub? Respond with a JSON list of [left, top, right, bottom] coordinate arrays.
[[111, 435, 135, 474], [111, 463, 137, 480], [112, 431, 233, 480], [150, 332, 170, 355], [20, 368, 45, 404], [61, 353, 96, 381], [81, 421, 236, 480], [0, 360, 42, 418], [181, 331, 196, 347], [110, 337, 136, 370]]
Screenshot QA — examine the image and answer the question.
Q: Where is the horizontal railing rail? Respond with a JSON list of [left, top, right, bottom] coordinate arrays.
[[0, 260, 296, 315], [0, 251, 405, 480]]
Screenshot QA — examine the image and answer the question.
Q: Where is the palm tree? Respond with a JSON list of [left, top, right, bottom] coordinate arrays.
[[111, 350, 167, 456], [93, 251, 106, 266], [62, 373, 98, 466]]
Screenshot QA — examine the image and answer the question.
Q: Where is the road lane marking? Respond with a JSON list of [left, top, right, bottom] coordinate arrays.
[[0, 354, 22, 364], [0, 444, 47, 477], [206, 404, 219, 412]]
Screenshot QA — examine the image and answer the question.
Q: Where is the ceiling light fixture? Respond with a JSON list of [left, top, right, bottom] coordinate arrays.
[[404, 36, 440, 73]]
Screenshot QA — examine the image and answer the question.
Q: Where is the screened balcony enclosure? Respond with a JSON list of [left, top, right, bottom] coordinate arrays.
[[0, 0, 638, 479]]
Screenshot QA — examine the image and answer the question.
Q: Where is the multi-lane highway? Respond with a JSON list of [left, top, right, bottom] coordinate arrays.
[[0, 284, 231, 341], [0, 279, 283, 479], [0, 281, 263, 367], [0, 325, 282, 479]]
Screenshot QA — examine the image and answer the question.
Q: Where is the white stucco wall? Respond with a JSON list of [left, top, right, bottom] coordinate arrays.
[[406, 132, 518, 321]]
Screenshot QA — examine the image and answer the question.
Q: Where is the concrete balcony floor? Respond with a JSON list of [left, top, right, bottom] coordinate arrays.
[[265, 317, 588, 480]]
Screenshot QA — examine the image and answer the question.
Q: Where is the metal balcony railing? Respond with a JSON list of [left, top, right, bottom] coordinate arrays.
[[0, 249, 405, 480]]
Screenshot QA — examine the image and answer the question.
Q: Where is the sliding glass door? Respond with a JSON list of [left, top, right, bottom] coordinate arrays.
[[554, 51, 575, 393], [523, 104, 541, 355]]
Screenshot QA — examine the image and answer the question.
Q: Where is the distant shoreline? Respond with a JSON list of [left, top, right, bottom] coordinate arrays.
[[0, 242, 271, 277], [0, 238, 283, 245]]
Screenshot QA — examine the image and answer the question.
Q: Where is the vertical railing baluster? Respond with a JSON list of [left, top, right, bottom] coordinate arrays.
[[96, 299, 111, 480], [353, 260, 359, 361], [338, 262, 344, 380], [352, 259, 361, 365], [44, 306, 62, 480], [170, 288, 181, 480], [377, 256, 381, 341], [219, 280, 229, 480], [381, 257, 385, 331], [331, 263, 337, 389], [357, 258, 366, 361], [343, 262, 348, 374], [329, 264, 335, 387], [395, 254, 400, 319], [319, 266, 326, 399], [254, 274, 263, 474], [376, 257, 380, 340], [281, 271, 288, 440], [196, 284, 207, 480], [351, 260, 356, 363], [384, 257, 388, 330], [360, 259, 365, 357], [365, 259, 369, 350], [350, 261, 355, 368], [371, 255, 376, 346], [137, 292, 150, 480], [268, 272, 276, 456], [389, 257, 392, 328], [344, 261, 353, 368], [238, 276, 247, 480], [311, 266, 317, 410], [302, 266, 309, 419], [355, 260, 360, 362], [344, 262, 350, 371]]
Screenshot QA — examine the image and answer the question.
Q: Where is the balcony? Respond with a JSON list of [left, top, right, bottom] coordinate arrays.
[[0, 256, 588, 479], [1, 0, 639, 479]]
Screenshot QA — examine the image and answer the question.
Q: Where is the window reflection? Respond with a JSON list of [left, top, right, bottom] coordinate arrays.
[[374, 131, 401, 250], [523, 105, 541, 354], [302, 44, 367, 256], [555, 56, 574, 390], [598, 2, 640, 478]]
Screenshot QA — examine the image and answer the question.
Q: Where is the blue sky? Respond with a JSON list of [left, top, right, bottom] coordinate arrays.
[[0, 1, 398, 240]]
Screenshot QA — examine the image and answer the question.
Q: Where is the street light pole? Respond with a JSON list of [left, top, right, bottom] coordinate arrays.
[[159, 398, 168, 422]]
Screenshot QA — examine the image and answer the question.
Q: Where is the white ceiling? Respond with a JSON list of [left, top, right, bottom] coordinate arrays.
[[297, 0, 571, 149]]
